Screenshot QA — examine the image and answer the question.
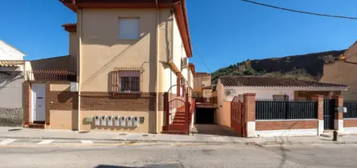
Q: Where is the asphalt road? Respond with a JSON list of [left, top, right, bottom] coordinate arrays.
[[0, 139, 356, 168]]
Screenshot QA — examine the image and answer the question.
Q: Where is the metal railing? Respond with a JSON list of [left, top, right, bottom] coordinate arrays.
[[256, 100, 318, 120]]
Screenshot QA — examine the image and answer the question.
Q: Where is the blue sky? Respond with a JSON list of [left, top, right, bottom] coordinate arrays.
[[1, 0, 357, 73]]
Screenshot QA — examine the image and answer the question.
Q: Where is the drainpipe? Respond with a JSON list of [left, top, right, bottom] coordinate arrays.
[[155, 0, 161, 133], [77, 8, 83, 132]]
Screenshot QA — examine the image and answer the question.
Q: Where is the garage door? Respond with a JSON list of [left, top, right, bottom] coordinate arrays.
[[196, 108, 215, 124]]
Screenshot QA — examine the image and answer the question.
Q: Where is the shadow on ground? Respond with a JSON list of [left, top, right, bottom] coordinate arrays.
[[194, 124, 239, 137], [95, 163, 183, 168]]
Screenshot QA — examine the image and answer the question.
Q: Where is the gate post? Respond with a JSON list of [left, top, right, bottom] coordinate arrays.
[[312, 95, 324, 135], [334, 95, 344, 133], [243, 93, 257, 138], [163, 92, 169, 131], [185, 93, 190, 134]]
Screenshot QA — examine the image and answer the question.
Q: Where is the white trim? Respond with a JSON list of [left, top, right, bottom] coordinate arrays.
[[318, 120, 324, 135], [256, 129, 317, 137], [246, 121, 256, 137], [343, 127, 357, 135]]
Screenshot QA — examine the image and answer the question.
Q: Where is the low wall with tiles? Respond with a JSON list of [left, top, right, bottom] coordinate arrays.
[[343, 118, 357, 134], [255, 120, 319, 137]]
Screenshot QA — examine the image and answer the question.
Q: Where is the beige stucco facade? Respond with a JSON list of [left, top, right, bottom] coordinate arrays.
[[320, 43, 357, 101], [23, 1, 193, 134], [73, 8, 192, 133]]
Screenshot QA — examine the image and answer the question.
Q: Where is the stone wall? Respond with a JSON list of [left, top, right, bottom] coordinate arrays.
[[0, 108, 23, 126]]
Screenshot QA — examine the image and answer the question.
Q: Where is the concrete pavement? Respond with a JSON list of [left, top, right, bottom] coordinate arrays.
[[1, 142, 357, 168], [1, 126, 357, 146]]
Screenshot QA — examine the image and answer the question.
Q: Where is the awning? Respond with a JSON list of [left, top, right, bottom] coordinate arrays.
[[0, 60, 24, 67]]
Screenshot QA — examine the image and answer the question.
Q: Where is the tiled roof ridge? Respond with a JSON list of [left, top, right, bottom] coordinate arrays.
[[219, 76, 347, 88]]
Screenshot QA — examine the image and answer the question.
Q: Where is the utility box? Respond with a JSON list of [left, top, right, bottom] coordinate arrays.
[[70, 82, 78, 92], [119, 116, 126, 127], [94, 116, 100, 126], [126, 116, 133, 127], [114, 116, 120, 126], [107, 116, 114, 126], [133, 116, 139, 127], [100, 116, 107, 126]]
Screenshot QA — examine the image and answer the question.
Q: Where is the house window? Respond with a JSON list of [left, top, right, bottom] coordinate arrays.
[[111, 70, 141, 94], [118, 18, 140, 40]]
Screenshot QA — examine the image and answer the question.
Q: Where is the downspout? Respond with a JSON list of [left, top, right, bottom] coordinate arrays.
[[155, 0, 161, 133], [77, 8, 83, 132]]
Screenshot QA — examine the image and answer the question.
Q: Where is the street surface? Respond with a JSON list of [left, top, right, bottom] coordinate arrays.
[[0, 138, 356, 168]]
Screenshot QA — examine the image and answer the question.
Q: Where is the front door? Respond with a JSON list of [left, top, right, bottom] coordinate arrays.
[[324, 99, 336, 129], [32, 84, 46, 122]]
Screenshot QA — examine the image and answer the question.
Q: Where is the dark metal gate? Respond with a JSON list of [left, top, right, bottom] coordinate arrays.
[[324, 99, 336, 129]]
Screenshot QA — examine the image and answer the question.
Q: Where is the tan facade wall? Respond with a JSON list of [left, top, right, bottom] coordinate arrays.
[[50, 83, 70, 92], [216, 101, 231, 127], [79, 8, 171, 93], [320, 61, 357, 100], [48, 83, 78, 130], [49, 110, 77, 130]]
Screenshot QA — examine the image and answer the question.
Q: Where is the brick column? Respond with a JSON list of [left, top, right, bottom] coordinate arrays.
[[312, 95, 324, 135], [243, 93, 256, 137], [334, 95, 344, 132]]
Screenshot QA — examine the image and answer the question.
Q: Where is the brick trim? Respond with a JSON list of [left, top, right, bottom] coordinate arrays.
[[80, 92, 159, 111], [344, 119, 357, 127], [22, 82, 30, 124], [256, 120, 318, 130]]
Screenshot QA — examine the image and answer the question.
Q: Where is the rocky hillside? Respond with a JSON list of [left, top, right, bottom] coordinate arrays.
[[211, 50, 346, 84]]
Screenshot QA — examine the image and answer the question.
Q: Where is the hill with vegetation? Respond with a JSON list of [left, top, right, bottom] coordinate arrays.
[[211, 50, 346, 84]]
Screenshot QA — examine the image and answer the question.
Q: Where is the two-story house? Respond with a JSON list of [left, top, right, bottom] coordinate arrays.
[[23, 0, 194, 134]]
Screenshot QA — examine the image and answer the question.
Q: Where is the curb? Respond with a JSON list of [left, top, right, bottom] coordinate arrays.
[[255, 140, 357, 146], [0, 135, 257, 145]]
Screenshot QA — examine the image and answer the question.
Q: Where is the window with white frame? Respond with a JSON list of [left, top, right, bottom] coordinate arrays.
[[118, 18, 140, 40]]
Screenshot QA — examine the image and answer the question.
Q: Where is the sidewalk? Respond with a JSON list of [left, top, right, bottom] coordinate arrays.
[[1, 127, 357, 145]]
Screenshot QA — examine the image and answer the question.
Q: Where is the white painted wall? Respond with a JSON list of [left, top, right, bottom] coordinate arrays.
[[222, 86, 295, 101], [256, 129, 318, 137], [172, 15, 189, 82], [0, 40, 25, 60]]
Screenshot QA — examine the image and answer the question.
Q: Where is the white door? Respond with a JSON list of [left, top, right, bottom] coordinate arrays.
[[31, 84, 46, 122]]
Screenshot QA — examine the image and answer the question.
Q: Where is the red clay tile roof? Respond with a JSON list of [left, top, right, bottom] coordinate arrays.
[[194, 72, 210, 77], [220, 76, 347, 88]]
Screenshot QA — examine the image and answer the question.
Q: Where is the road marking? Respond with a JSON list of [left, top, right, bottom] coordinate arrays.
[[81, 140, 93, 144], [0, 139, 16, 146], [38, 140, 54, 145]]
